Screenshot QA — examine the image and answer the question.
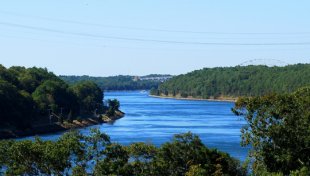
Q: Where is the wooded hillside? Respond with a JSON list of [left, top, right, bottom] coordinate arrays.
[[151, 64, 310, 99], [60, 75, 167, 90]]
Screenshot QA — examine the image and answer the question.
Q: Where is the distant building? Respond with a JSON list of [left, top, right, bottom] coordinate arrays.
[[133, 75, 173, 82], [133, 76, 140, 82]]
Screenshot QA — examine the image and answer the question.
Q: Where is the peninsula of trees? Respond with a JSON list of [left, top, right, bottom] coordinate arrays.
[[0, 65, 122, 138], [151, 64, 310, 100]]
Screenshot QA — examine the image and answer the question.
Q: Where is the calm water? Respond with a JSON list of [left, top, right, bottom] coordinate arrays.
[[23, 91, 249, 161]]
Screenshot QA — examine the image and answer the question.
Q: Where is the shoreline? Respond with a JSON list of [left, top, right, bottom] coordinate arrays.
[[0, 111, 125, 140], [149, 95, 237, 102]]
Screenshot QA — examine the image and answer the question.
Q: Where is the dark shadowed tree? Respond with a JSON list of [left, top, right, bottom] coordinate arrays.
[[32, 80, 79, 117], [70, 81, 104, 114]]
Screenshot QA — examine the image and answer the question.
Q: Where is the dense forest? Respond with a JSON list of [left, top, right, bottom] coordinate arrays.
[[0, 65, 105, 130], [0, 130, 246, 176], [60, 75, 171, 91], [151, 64, 310, 99]]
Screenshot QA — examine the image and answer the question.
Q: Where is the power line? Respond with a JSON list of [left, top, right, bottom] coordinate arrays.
[[1, 22, 310, 46], [1, 10, 310, 36]]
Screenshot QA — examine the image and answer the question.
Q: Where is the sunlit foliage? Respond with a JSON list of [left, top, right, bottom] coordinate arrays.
[[0, 131, 246, 176], [233, 87, 310, 175], [152, 64, 310, 99]]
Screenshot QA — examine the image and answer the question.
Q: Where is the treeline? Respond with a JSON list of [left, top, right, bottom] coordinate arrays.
[[0, 65, 104, 130], [0, 130, 246, 176], [59, 74, 171, 90], [151, 64, 310, 99], [60, 75, 163, 90]]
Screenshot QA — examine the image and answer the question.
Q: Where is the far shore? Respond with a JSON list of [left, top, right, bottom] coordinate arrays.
[[149, 94, 237, 102]]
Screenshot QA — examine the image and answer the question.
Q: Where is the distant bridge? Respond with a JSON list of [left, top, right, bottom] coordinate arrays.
[[238, 59, 289, 67]]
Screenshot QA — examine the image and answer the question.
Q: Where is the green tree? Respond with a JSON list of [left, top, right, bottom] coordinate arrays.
[[106, 99, 120, 116], [0, 130, 246, 175], [70, 81, 104, 114], [0, 131, 84, 175], [232, 87, 310, 175], [127, 142, 157, 175], [16, 67, 59, 93], [185, 165, 207, 176], [0, 64, 19, 87], [84, 128, 111, 163], [32, 80, 79, 117], [0, 80, 36, 129], [0, 65, 108, 131], [94, 143, 130, 176], [153, 132, 245, 176]]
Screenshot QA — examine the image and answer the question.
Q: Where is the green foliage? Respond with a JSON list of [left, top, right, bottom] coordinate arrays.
[[150, 87, 160, 96], [32, 80, 79, 116], [153, 64, 310, 98], [0, 79, 36, 129], [152, 132, 245, 176], [70, 81, 104, 114], [72, 165, 87, 176], [232, 87, 310, 175], [10, 66, 59, 93], [185, 165, 207, 176], [84, 128, 111, 162], [290, 167, 310, 176], [0, 131, 84, 175], [60, 75, 164, 90], [94, 143, 130, 176], [127, 142, 157, 175], [153, 132, 208, 175], [0, 64, 107, 131], [0, 65, 19, 87], [0, 130, 245, 175], [106, 99, 120, 116]]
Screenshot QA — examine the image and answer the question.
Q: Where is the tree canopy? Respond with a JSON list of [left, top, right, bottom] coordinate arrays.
[[60, 75, 166, 90], [70, 81, 104, 114], [0, 131, 246, 176], [0, 80, 36, 129], [232, 87, 310, 175], [0, 65, 105, 130], [151, 64, 310, 99], [106, 99, 120, 116]]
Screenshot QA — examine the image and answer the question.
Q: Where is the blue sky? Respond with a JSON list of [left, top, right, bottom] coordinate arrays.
[[0, 0, 309, 76]]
